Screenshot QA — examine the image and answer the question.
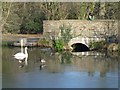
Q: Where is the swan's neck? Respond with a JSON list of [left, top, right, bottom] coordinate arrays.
[[25, 49, 28, 57]]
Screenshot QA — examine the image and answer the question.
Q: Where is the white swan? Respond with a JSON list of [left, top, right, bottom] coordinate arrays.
[[14, 47, 28, 60]]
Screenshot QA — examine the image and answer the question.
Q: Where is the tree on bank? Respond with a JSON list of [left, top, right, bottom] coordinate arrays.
[[1, 2, 119, 34]]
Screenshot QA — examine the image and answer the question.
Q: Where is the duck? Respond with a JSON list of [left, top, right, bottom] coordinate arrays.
[[40, 59, 46, 63], [39, 56, 46, 63], [14, 47, 28, 60]]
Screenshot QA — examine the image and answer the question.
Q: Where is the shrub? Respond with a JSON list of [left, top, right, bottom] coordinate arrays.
[[54, 39, 64, 52], [89, 40, 107, 50], [59, 24, 73, 45]]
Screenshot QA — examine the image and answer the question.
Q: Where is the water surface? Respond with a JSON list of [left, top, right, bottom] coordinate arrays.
[[2, 47, 118, 88]]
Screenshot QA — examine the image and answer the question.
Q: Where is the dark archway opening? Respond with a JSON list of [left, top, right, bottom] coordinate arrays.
[[71, 43, 90, 52]]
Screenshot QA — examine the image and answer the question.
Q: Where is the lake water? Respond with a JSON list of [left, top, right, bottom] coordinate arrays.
[[2, 47, 119, 88]]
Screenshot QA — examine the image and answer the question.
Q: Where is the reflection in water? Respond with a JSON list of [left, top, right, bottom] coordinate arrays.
[[61, 52, 73, 64], [59, 51, 118, 78], [18, 56, 28, 68], [40, 64, 46, 70], [2, 47, 118, 88]]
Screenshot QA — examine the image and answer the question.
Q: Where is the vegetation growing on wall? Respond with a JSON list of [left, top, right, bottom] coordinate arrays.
[[89, 40, 119, 52], [59, 24, 73, 45], [53, 24, 73, 51], [54, 38, 64, 52], [89, 40, 107, 50]]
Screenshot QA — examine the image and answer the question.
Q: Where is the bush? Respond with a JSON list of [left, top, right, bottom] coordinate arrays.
[[89, 40, 107, 50], [54, 39, 64, 52], [59, 24, 73, 45]]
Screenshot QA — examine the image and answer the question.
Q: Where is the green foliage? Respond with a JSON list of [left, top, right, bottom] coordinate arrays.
[[54, 39, 64, 52], [53, 24, 74, 51], [89, 40, 107, 50], [59, 24, 73, 45], [25, 21, 40, 34], [20, 10, 44, 34], [2, 2, 44, 34]]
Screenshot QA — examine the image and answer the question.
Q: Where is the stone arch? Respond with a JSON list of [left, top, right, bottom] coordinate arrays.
[[71, 43, 90, 52], [68, 37, 89, 50]]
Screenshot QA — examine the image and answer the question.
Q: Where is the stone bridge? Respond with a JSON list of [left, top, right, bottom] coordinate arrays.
[[68, 36, 105, 50], [43, 20, 118, 50]]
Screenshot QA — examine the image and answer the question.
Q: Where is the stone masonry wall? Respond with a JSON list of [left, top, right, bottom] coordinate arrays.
[[43, 20, 118, 38]]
